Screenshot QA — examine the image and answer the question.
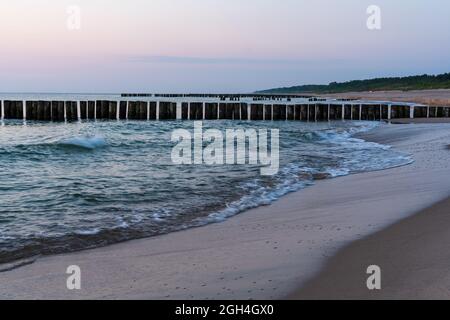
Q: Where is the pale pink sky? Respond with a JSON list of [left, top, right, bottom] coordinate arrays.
[[0, 0, 449, 92]]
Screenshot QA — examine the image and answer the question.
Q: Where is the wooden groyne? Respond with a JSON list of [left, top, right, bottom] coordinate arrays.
[[1, 100, 449, 122], [121, 93, 313, 100]]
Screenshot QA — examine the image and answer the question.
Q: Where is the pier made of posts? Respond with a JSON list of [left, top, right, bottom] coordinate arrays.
[[1, 100, 449, 122]]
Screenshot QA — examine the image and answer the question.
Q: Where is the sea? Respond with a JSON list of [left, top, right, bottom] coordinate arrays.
[[0, 93, 412, 264]]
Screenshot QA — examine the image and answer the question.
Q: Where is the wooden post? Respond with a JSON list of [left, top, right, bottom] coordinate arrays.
[[50, 101, 59, 121], [295, 105, 301, 121], [225, 103, 233, 119], [204, 103, 215, 120], [118, 101, 122, 120], [87, 101, 95, 119], [109, 101, 118, 120], [43, 101, 51, 121], [301, 104, 306, 120], [7, 101, 14, 119], [156, 101, 160, 120], [181, 102, 188, 120], [176, 102, 181, 120], [263, 104, 272, 121], [149, 102, 157, 120], [3, 101, 10, 119], [102, 101, 109, 119], [51, 101, 60, 121], [287, 105, 294, 120], [127, 101, 136, 120], [218, 103, 225, 119], [232, 103, 240, 120], [139, 101, 146, 119], [79, 101, 87, 119], [93, 101, 97, 120], [65, 101, 76, 121], [65, 101, 72, 121], [273, 105, 280, 120], [138, 101, 146, 120], [8, 101, 21, 120], [240, 103, 248, 121], [17, 101, 24, 120], [72, 102, 78, 121], [94, 101, 100, 119], [77, 101, 81, 121], [30, 101, 37, 120], [26, 101, 34, 121], [37, 101, 45, 120], [10, 101, 17, 119], [281, 105, 287, 120], [158, 101, 170, 120], [22, 100, 27, 120], [250, 104, 263, 120], [13, 101, 20, 120]]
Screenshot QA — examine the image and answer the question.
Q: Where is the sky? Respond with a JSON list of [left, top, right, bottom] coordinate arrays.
[[0, 0, 449, 93]]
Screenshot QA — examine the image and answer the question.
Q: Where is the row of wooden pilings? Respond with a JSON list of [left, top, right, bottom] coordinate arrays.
[[1, 100, 449, 121]]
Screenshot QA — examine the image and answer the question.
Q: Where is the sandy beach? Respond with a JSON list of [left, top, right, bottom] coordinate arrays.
[[292, 196, 450, 299], [319, 89, 450, 106], [1, 122, 450, 300], [387, 118, 450, 124]]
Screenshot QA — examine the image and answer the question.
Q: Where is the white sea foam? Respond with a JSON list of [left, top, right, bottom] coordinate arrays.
[[74, 228, 101, 235], [59, 136, 107, 150], [201, 122, 412, 224]]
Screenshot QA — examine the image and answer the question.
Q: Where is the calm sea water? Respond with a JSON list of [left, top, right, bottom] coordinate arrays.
[[0, 117, 412, 264]]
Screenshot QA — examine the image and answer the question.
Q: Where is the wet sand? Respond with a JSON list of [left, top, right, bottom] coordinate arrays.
[[1, 123, 450, 299], [292, 196, 450, 299]]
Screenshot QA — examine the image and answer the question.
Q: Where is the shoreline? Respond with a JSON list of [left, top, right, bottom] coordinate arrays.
[[1, 122, 450, 299], [291, 121, 450, 299]]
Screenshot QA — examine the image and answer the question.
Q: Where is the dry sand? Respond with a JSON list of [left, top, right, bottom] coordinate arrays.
[[319, 89, 450, 106], [1, 123, 450, 299]]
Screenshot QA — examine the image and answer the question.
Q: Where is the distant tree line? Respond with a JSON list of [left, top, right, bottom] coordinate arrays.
[[256, 73, 450, 94]]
